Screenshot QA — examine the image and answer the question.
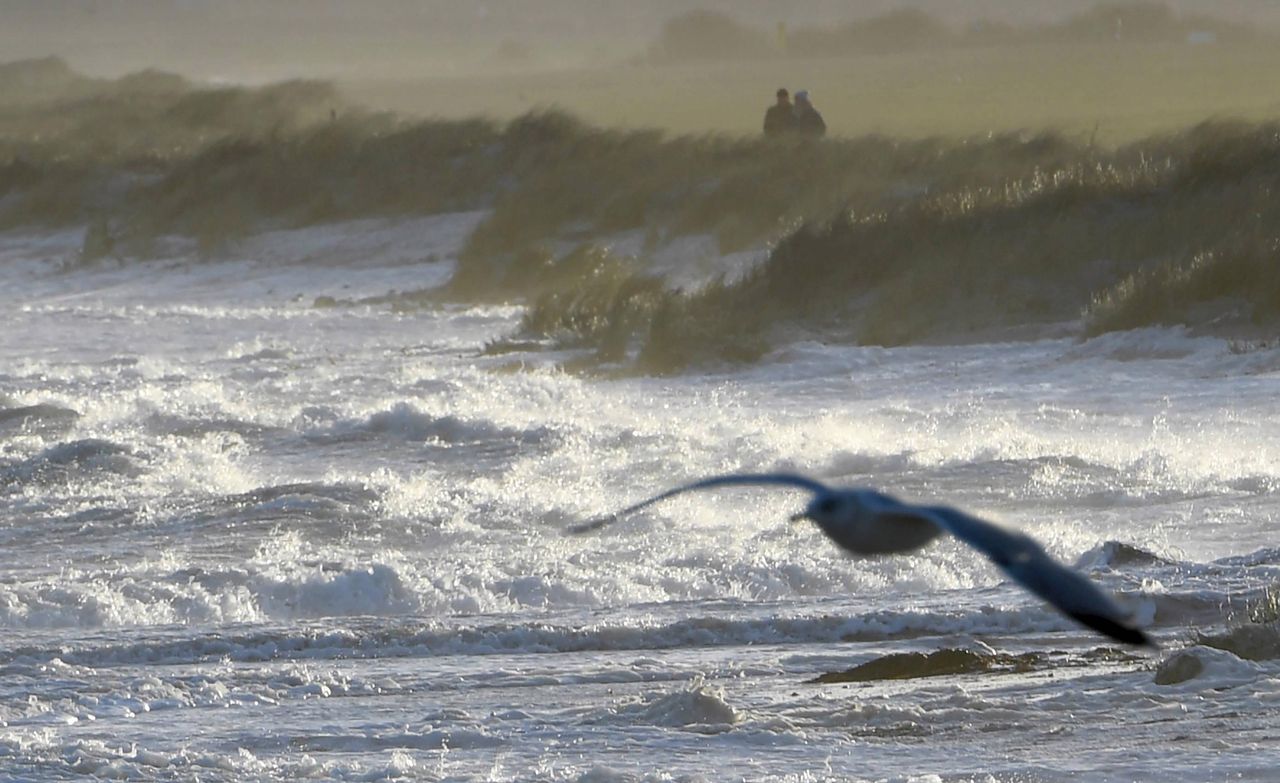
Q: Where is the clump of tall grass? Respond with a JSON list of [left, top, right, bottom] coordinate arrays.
[[124, 113, 500, 250], [0, 70, 338, 167], [509, 245, 666, 363], [590, 120, 1280, 370], [0, 63, 344, 233], [448, 118, 1093, 299], [1085, 239, 1280, 336]]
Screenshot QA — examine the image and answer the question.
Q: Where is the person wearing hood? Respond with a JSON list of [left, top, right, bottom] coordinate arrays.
[[793, 90, 826, 138]]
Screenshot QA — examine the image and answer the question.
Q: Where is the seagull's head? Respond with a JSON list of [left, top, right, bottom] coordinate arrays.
[[789, 491, 858, 529]]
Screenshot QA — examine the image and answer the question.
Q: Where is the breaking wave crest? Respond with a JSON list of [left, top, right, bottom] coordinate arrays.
[[145, 412, 276, 439], [1153, 645, 1268, 687], [0, 560, 418, 630], [0, 403, 80, 436], [309, 402, 555, 448], [1, 438, 142, 486], [598, 680, 740, 729], [0, 598, 1164, 665], [220, 481, 380, 516], [1075, 541, 1173, 570]]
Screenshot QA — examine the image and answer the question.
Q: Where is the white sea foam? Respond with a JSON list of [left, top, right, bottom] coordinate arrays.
[[1153, 645, 1265, 688], [1, 221, 1277, 782], [601, 680, 740, 730]]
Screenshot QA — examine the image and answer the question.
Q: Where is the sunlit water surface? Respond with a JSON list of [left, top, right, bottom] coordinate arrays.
[[1, 220, 1278, 781]]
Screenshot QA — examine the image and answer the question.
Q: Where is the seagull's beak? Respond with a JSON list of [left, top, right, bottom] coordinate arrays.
[[789, 511, 809, 523]]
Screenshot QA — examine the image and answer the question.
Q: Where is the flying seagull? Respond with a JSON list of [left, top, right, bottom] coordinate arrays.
[[568, 473, 1153, 647]]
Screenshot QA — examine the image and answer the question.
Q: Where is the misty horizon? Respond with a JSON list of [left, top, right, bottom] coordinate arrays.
[[6, 0, 1280, 83]]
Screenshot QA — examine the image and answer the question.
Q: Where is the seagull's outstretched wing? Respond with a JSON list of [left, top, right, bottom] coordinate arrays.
[[567, 472, 830, 535], [918, 505, 1154, 647]]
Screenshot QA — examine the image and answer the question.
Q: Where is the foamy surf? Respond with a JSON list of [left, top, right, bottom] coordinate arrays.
[[1, 219, 1278, 782]]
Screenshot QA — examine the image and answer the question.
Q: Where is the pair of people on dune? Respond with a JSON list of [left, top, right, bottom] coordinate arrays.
[[764, 88, 826, 138]]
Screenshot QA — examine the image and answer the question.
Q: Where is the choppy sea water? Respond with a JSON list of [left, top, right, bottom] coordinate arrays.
[[1, 218, 1279, 782]]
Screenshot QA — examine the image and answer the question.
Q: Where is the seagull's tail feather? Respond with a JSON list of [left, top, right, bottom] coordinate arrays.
[[1069, 612, 1157, 648]]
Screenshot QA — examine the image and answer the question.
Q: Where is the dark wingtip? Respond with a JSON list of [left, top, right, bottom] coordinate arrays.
[[1070, 612, 1158, 648]]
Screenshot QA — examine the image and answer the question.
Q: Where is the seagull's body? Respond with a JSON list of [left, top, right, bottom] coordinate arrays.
[[569, 473, 1153, 647]]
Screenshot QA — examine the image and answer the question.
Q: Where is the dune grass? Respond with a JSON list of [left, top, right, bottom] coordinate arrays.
[[6, 58, 1280, 372], [511, 120, 1280, 371]]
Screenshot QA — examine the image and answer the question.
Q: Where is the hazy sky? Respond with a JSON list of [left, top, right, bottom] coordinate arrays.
[[4, 0, 1278, 82]]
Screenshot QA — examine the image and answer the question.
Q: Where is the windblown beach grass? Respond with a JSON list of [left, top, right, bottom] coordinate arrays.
[[5, 55, 1280, 372], [512, 121, 1280, 371]]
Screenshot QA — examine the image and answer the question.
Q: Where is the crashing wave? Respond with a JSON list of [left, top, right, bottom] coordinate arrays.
[[1075, 540, 1173, 570], [0, 403, 80, 435], [0, 601, 1160, 664], [600, 680, 739, 730], [2, 438, 141, 486], [1153, 645, 1265, 686], [314, 402, 554, 447]]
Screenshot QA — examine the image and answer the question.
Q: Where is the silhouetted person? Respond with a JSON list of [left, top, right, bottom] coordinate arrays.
[[763, 88, 797, 137], [793, 90, 826, 138]]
